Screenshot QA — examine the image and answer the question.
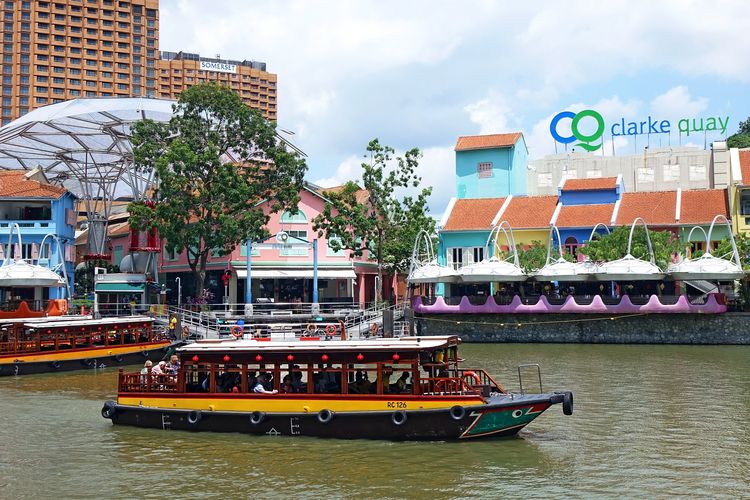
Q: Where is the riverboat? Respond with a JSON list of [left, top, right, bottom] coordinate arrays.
[[0, 316, 172, 376], [101, 335, 573, 440]]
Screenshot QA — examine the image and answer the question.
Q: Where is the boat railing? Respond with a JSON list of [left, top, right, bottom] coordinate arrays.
[[119, 370, 180, 393], [456, 368, 506, 394]]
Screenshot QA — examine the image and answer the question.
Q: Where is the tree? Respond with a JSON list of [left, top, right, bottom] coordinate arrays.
[[313, 139, 435, 303], [579, 225, 681, 270], [512, 240, 574, 273], [727, 116, 750, 148], [128, 84, 307, 296]]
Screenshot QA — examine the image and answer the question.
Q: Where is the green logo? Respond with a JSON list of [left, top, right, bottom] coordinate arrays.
[[550, 109, 605, 152]]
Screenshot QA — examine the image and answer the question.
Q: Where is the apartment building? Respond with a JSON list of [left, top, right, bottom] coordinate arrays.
[[1, 0, 159, 125], [156, 51, 277, 121]]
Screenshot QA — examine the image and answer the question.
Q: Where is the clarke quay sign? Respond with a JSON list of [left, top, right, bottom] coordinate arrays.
[[199, 60, 238, 74], [549, 109, 729, 152]]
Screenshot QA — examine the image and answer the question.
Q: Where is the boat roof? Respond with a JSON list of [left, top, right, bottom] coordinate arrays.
[[23, 315, 153, 329], [178, 335, 461, 353], [0, 315, 92, 326]]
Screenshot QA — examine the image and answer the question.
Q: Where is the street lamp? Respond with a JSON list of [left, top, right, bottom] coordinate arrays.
[[175, 276, 181, 307]]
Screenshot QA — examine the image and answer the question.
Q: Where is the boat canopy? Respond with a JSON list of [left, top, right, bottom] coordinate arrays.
[[596, 218, 665, 281], [178, 335, 461, 353], [459, 221, 526, 282], [668, 216, 745, 280], [24, 315, 153, 329]]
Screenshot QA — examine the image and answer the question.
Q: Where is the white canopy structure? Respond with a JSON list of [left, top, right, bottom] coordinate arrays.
[[0, 97, 176, 256], [459, 221, 527, 282], [0, 225, 68, 293], [668, 216, 745, 280], [533, 224, 607, 282], [596, 218, 665, 281], [407, 230, 459, 284]]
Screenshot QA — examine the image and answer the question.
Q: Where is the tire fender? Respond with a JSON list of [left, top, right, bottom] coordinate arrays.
[[449, 405, 466, 421], [563, 391, 574, 416], [101, 401, 117, 419], [317, 409, 334, 424], [391, 410, 407, 426], [250, 411, 265, 425], [187, 410, 202, 425]]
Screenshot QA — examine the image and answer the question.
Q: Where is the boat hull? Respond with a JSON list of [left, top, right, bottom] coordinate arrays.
[[0, 342, 172, 377], [102, 393, 569, 441]]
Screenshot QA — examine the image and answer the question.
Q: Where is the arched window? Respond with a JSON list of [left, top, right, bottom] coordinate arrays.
[[564, 237, 578, 257], [280, 209, 307, 224]]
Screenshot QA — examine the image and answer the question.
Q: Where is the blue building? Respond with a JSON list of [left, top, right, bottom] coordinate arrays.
[[454, 132, 528, 199], [0, 169, 77, 301]]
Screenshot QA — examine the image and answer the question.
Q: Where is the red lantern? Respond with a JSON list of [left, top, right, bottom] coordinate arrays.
[[143, 323, 148, 327], [392, 353, 400, 361], [223, 354, 231, 362], [255, 354, 263, 362], [47, 329, 52, 334], [356, 353, 364, 361], [192, 355, 199, 362], [114, 325, 118, 330], [98, 326, 102, 331], [63, 328, 68, 333], [81, 327, 86, 331], [321, 354, 329, 362], [287, 354, 295, 362]]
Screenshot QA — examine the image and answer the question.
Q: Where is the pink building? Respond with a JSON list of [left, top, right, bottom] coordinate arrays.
[[108, 183, 395, 306]]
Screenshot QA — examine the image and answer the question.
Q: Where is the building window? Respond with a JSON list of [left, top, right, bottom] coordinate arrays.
[[280, 210, 307, 224], [477, 162, 493, 178], [564, 237, 578, 257], [113, 245, 123, 265], [280, 230, 308, 256]]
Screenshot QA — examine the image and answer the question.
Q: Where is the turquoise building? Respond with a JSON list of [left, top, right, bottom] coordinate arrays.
[[454, 132, 528, 199]]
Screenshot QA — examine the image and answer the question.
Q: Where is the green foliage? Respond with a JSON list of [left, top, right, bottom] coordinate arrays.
[[74, 260, 119, 296], [128, 84, 306, 293], [693, 232, 750, 269], [313, 139, 435, 301], [579, 225, 681, 270], [511, 240, 574, 273], [727, 117, 750, 148]]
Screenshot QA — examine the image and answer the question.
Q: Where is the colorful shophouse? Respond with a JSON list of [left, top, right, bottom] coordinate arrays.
[[0, 169, 77, 300], [106, 183, 391, 307]]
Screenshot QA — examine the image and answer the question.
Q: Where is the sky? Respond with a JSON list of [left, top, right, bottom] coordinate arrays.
[[159, 0, 750, 215]]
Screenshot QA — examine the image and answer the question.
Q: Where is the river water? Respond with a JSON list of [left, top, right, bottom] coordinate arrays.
[[1, 343, 748, 499]]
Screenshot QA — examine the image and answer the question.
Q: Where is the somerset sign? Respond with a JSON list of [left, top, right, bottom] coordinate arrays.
[[199, 60, 237, 74], [550, 108, 729, 152]]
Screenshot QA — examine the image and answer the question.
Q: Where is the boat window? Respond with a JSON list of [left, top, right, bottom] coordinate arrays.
[[312, 363, 342, 394], [346, 364, 377, 394]]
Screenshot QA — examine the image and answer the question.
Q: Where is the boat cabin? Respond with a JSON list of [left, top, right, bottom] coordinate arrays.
[[119, 336, 506, 398], [0, 316, 157, 355]]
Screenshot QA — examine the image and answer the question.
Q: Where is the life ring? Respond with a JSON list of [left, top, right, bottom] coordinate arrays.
[[449, 405, 466, 421], [230, 325, 244, 339], [370, 323, 378, 336], [462, 371, 481, 385], [250, 411, 265, 425], [49, 360, 61, 370], [187, 410, 202, 425], [434, 379, 451, 393], [305, 324, 318, 336], [325, 324, 337, 337], [563, 391, 574, 416], [391, 410, 407, 426], [101, 401, 117, 419], [114, 354, 124, 363], [318, 408, 334, 424]]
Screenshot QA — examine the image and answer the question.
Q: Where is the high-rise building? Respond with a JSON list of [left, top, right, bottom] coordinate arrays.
[[1, 0, 160, 125], [0, 0, 277, 125], [157, 51, 277, 121]]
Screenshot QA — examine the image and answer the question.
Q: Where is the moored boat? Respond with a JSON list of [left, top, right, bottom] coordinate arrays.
[[0, 316, 172, 376], [102, 336, 573, 440]]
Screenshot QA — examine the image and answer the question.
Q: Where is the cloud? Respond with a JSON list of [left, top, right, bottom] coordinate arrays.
[[650, 85, 708, 120], [313, 155, 362, 188], [464, 92, 516, 135]]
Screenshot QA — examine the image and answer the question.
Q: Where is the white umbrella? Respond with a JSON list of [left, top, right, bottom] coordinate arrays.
[[596, 218, 665, 281], [406, 230, 459, 284], [668, 216, 745, 280], [0, 259, 67, 287], [533, 224, 609, 282], [459, 221, 527, 282]]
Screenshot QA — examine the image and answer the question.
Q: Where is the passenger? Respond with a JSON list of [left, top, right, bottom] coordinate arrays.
[[165, 354, 181, 375], [253, 373, 278, 394], [281, 374, 294, 393], [247, 371, 258, 389], [140, 360, 153, 375], [396, 371, 410, 393], [381, 366, 392, 394], [291, 365, 304, 393], [349, 370, 370, 394], [151, 361, 166, 376]]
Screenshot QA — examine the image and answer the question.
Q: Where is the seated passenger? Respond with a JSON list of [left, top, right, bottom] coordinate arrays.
[[253, 373, 278, 394], [140, 360, 153, 375], [396, 371, 410, 393], [165, 355, 180, 375], [281, 374, 294, 393], [349, 370, 371, 394]]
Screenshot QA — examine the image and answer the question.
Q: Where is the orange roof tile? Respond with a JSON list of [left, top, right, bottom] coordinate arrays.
[[443, 198, 505, 231], [739, 150, 750, 185], [455, 133, 523, 151], [556, 204, 614, 228], [0, 170, 67, 199], [321, 184, 370, 205], [616, 191, 677, 226], [679, 189, 728, 224], [499, 195, 558, 229], [561, 177, 618, 191]]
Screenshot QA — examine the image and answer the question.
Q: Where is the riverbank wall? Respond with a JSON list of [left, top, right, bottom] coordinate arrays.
[[413, 312, 750, 344]]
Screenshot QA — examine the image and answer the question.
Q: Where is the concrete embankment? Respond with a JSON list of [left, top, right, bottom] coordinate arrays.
[[414, 312, 750, 344]]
